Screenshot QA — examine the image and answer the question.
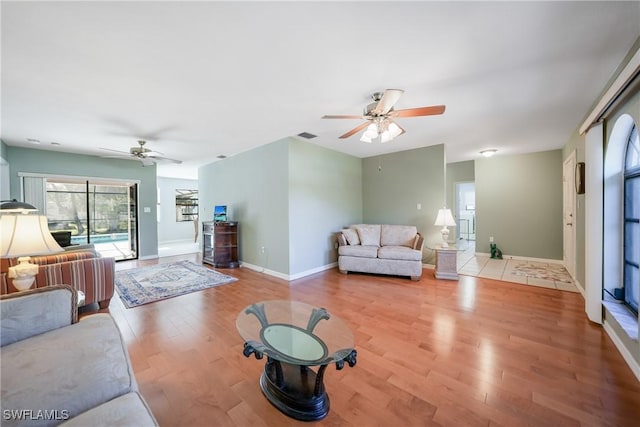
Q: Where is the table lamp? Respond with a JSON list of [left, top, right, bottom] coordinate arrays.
[[1, 200, 63, 291], [434, 208, 456, 248]]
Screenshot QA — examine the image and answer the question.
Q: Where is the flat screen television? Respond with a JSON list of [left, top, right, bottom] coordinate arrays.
[[213, 205, 227, 222]]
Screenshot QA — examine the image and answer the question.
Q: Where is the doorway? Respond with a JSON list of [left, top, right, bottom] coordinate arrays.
[[456, 182, 476, 242], [562, 152, 577, 278], [45, 178, 138, 261]]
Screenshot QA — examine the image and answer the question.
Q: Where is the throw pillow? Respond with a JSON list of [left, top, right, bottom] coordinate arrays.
[[342, 228, 360, 245], [355, 225, 381, 247]]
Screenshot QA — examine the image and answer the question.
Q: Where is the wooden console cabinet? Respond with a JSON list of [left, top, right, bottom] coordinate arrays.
[[202, 221, 239, 268]]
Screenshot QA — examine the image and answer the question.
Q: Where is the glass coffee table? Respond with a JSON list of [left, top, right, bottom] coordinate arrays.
[[236, 300, 357, 421]]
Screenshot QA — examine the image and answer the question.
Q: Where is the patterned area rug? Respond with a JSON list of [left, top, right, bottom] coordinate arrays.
[[115, 260, 237, 308], [511, 262, 573, 283]]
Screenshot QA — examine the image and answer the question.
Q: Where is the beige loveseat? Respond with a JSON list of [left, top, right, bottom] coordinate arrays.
[[337, 224, 424, 280]]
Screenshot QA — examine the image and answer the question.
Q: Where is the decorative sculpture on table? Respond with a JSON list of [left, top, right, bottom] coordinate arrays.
[[490, 243, 503, 259]]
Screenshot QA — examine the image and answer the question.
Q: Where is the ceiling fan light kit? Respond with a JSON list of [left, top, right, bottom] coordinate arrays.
[[323, 89, 445, 144]]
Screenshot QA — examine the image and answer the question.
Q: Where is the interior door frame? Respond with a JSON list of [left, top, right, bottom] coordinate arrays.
[[563, 151, 577, 278]]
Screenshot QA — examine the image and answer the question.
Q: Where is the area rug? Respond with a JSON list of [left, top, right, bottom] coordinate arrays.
[[510, 262, 573, 283], [115, 260, 237, 308]]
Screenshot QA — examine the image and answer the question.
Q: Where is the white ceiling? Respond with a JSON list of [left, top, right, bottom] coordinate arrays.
[[2, 1, 639, 179]]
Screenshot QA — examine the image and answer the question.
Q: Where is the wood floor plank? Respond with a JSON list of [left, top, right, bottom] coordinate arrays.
[[88, 254, 640, 426]]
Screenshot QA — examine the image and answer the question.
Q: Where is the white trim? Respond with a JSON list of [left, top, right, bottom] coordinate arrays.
[[580, 46, 640, 135], [289, 262, 338, 281], [562, 151, 577, 278], [17, 171, 141, 186], [585, 123, 604, 324], [474, 252, 565, 265], [573, 279, 585, 298], [240, 261, 340, 282], [603, 320, 640, 382], [138, 254, 159, 260]]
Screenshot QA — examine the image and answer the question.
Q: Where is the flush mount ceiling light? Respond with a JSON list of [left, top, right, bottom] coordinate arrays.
[[480, 149, 498, 157]]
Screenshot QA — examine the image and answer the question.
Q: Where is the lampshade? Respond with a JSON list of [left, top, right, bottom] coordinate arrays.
[[1, 214, 64, 257], [434, 208, 456, 227], [388, 122, 402, 139], [380, 130, 392, 143]]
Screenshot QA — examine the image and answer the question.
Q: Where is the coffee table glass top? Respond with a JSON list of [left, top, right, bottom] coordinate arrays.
[[236, 300, 354, 366]]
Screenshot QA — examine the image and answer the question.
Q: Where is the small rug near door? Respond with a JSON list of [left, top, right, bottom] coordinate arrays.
[[510, 262, 573, 283], [115, 260, 237, 308]]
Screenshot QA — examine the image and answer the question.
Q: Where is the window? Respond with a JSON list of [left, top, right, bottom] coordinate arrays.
[[175, 189, 198, 222], [623, 124, 639, 313], [45, 178, 138, 261]]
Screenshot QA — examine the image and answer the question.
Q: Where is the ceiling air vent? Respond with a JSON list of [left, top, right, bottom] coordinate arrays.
[[297, 132, 317, 139], [216, 155, 227, 159]]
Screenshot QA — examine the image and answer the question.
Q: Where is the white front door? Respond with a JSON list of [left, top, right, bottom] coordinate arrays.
[[563, 152, 577, 278]]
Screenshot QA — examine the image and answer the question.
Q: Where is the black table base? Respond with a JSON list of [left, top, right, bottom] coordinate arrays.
[[261, 360, 329, 421], [243, 343, 357, 421]]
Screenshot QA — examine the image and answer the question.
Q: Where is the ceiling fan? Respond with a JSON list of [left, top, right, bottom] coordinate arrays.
[[322, 89, 445, 143], [100, 140, 182, 166]]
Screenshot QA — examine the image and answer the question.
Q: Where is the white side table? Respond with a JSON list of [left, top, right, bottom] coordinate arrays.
[[434, 245, 459, 280]]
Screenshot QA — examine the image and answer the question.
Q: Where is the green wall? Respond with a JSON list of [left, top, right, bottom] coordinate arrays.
[[198, 137, 363, 278], [5, 146, 159, 259], [289, 139, 362, 276], [475, 150, 563, 259], [199, 139, 290, 275], [362, 144, 445, 257]]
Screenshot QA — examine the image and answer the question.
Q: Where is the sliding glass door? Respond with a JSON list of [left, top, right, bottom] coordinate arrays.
[[45, 178, 138, 261]]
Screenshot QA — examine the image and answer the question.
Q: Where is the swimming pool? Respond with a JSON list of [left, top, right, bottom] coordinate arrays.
[[71, 233, 128, 244]]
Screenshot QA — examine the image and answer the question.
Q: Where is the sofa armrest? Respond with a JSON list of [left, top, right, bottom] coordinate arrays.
[[0, 285, 78, 347], [413, 233, 425, 251]]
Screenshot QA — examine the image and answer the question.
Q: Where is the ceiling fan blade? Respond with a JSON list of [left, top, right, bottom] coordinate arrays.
[[147, 155, 182, 164], [339, 121, 371, 139], [372, 89, 404, 115], [322, 114, 363, 119], [100, 147, 130, 155], [392, 105, 446, 118]]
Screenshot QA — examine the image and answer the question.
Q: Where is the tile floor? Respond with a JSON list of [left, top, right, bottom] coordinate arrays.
[[455, 241, 580, 293]]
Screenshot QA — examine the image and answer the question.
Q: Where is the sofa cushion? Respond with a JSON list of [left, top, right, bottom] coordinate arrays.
[[377, 245, 423, 261], [60, 392, 158, 427], [381, 225, 418, 247], [355, 225, 381, 246], [0, 314, 137, 426], [342, 228, 360, 245], [338, 245, 379, 258]]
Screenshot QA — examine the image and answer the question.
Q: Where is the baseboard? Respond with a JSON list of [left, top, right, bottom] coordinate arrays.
[[475, 253, 563, 264], [573, 278, 585, 297], [158, 239, 197, 245], [289, 262, 338, 281], [240, 261, 338, 282], [138, 254, 159, 260], [423, 263, 435, 269], [603, 319, 640, 382]]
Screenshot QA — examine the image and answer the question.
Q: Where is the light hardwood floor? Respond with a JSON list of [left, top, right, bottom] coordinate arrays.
[[102, 254, 640, 426]]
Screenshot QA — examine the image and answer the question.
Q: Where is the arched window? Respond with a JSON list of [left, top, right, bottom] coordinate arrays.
[[624, 124, 639, 313]]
